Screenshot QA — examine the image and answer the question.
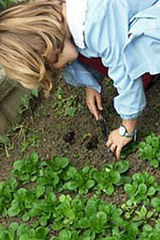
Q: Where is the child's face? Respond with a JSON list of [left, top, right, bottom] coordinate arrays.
[[53, 38, 78, 69]]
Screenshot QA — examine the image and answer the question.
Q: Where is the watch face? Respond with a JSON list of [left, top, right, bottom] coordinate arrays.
[[119, 125, 126, 136]]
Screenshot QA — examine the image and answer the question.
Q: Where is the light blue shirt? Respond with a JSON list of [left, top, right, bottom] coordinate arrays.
[[64, 0, 159, 119]]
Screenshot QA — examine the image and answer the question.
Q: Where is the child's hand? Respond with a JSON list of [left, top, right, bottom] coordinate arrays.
[[86, 87, 103, 120], [106, 128, 132, 159]]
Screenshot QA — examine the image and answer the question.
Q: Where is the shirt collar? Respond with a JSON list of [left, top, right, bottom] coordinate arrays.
[[66, 0, 87, 49]]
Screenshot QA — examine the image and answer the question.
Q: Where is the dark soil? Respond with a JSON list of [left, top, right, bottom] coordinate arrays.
[[1, 75, 160, 206]]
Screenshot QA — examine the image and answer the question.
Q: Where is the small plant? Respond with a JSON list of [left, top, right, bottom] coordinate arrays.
[[0, 134, 14, 157], [0, 177, 18, 217], [139, 222, 160, 240], [19, 89, 39, 114], [0, 223, 50, 240], [53, 87, 83, 117], [20, 132, 40, 153], [132, 205, 154, 222], [12, 152, 40, 183], [139, 134, 160, 168], [124, 171, 159, 205], [93, 160, 130, 196]]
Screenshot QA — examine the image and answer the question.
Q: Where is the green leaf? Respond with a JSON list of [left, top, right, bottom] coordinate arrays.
[[114, 160, 130, 173], [140, 205, 147, 217], [150, 159, 159, 168], [77, 218, 89, 229], [8, 207, 20, 217], [64, 208, 75, 220], [86, 180, 95, 189], [36, 186, 45, 198], [126, 223, 139, 237], [138, 183, 147, 195], [0, 135, 9, 144], [22, 213, 30, 222], [147, 211, 154, 219], [64, 181, 79, 190], [34, 227, 49, 238], [64, 107, 77, 116], [142, 224, 153, 232], [96, 211, 107, 226], [29, 152, 39, 164], [147, 186, 156, 196], [124, 184, 133, 194], [105, 185, 114, 196], [111, 171, 121, 184], [13, 160, 24, 171], [58, 229, 71, 240], [125, 212, 131, 219], [31, 89, 39, 97], [151, 197, 160, 211], [54, 156, 69, 170]]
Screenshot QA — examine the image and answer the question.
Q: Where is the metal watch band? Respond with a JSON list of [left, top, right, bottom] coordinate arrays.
[[119, 125, 137, 141], [125, 129, 137, 141]]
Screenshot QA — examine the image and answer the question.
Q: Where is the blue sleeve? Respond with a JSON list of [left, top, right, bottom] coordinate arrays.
[[114, 74, 146, 119], [84, 0, 147, 119], [63, 60, 101, 93]]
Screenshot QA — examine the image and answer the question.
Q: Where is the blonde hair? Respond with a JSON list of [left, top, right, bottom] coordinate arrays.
[[0, 0, 66, 96]]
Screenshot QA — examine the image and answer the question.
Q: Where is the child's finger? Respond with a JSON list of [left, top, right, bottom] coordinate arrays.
[[96, 94, 103, 111], [87, 102, 99, 120], [116, 146, 122, 160], [92, 106, 99, 120]]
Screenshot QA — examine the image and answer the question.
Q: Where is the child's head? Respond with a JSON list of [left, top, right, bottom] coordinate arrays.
[[0, 0, 67, 96]]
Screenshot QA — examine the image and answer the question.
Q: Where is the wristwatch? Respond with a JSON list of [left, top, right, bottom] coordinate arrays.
[[119, 124, 137, 140]]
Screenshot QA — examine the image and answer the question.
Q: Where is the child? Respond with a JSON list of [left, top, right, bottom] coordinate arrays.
[[0, 0, 160, 159]]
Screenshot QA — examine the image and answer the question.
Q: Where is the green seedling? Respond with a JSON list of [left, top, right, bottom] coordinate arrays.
[[19, 89, 39, 114], [53, 87, 83, 117], [139, 222, 160, 240], [62, 166, 96, 194], [139, 133, 160, 168], [0, 134, 14, 157], [0, 177, 18, 217], [124, 171, 159, 205], [93, 160, 130, 196], [20, 133, 40, 153], [132, 205, 154, 222], [0, 223, 50, 240], [12, 152, 40, 184]]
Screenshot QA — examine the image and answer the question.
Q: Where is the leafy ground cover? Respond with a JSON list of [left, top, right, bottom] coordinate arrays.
[[1, 150, 160, 239], [1, 77, 160, 239]]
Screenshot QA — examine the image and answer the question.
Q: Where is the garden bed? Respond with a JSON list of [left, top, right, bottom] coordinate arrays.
[[1, 76, 160, 239]]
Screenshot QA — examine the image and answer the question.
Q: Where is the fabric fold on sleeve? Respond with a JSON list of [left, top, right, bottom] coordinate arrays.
[[63, 60, 101, 93]]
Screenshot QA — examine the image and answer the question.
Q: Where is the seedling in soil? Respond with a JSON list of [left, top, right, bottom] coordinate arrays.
[[132, 205, 154, 223], [20, 133, 40, 153], [139, 133, 160, 168], [124, 171, 159, 205], [53, 87, 83, 117], [0, 134, 14, 157], [19, 89, 39, 114]]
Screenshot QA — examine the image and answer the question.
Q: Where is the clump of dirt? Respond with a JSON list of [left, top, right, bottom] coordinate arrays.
[[63, 130, 76, 144], [85, 135, 98, 150]]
